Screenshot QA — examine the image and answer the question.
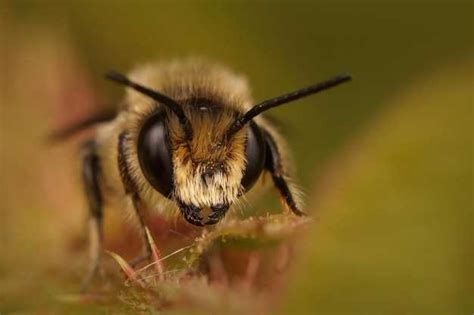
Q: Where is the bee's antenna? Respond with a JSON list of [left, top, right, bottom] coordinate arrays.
[[106, 70, 193, 139], [226, 74, 352, 137]]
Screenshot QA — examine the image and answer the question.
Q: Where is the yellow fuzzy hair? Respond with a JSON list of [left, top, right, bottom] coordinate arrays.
[[94, 58, 303, 220]]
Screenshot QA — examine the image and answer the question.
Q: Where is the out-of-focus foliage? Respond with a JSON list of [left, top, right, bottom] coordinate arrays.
[[1, 1, 472, 314], [280, 60, 473, 314], [104, 214, 309, 315]]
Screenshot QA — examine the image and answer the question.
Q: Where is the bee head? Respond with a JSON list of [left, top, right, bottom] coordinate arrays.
[[137, 101, 266, 226], [106, 69, 351, 226]]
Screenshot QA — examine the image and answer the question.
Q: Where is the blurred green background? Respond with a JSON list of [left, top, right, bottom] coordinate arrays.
[[1, 1, 472, 314]]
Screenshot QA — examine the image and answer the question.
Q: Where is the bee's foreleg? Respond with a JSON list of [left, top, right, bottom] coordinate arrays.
[[263, 131, 305, 216], [80, 140, 104, 292], [127, 195, 153, 267], [118, 132, 152, 267]]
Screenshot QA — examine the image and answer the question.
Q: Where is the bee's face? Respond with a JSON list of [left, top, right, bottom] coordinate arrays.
[[137, 101, 266, 226], [104, 65, 349, 226]]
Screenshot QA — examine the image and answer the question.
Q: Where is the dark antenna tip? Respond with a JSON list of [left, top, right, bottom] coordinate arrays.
[[105, 70, 130, 84], [336, 73, 352, 82]]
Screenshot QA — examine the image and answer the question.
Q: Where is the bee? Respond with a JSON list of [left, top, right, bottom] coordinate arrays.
[[51, 59, 351, 289]]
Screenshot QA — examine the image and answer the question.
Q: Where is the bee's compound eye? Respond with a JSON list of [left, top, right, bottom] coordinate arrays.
[[241, 122, 266, 191], [137, 113, 174, 197]]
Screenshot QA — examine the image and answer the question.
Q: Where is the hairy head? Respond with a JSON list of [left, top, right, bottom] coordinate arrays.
[[107, 60, 350, 226]]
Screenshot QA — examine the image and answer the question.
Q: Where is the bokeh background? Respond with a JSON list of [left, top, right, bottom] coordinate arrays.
[[1, 1, 472, 314]]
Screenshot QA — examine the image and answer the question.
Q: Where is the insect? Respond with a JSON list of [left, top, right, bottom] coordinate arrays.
[[51, 59, 351, 289]]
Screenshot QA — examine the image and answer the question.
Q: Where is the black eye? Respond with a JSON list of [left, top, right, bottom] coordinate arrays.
[[137, 112, 174, 197], [241, 122, 266, 191]]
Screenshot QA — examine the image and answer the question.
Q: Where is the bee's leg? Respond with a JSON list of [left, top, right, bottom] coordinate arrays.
[[80, 140, 104, 292], [128, 194, 153, 267], [117, 132, 152, 267], [263, 131, 305, 216]]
